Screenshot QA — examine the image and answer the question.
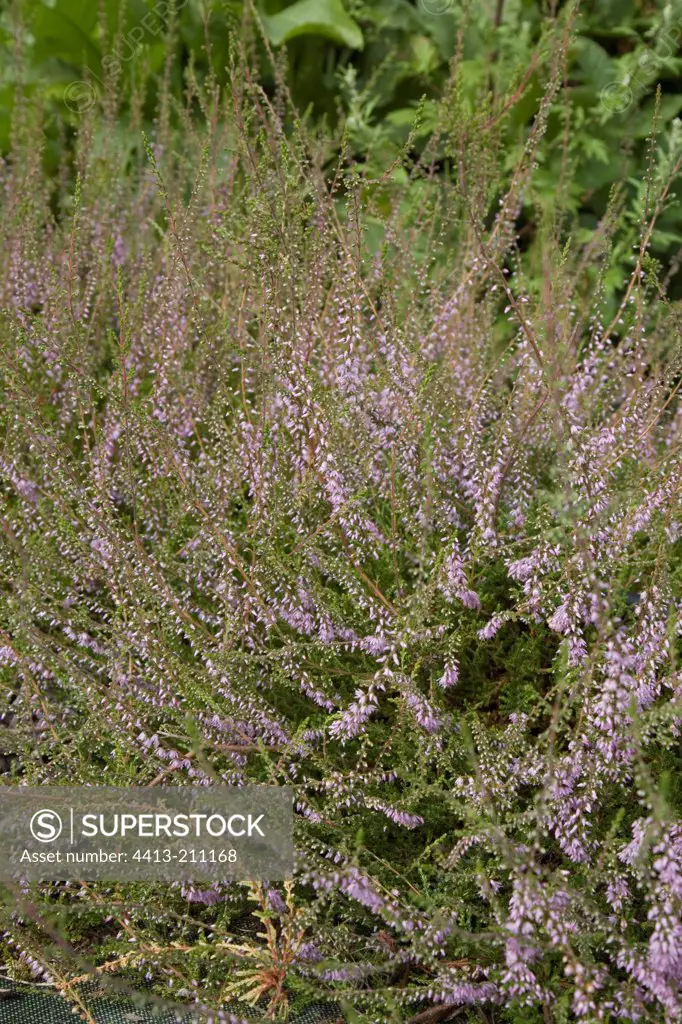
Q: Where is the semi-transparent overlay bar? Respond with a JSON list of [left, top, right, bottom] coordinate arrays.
[[0, 786, 293, 881]]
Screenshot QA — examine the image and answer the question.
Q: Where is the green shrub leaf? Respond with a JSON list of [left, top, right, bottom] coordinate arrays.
[[260, 0, 364, 50]]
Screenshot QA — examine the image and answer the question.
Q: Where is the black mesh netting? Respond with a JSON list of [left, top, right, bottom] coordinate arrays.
[[0, 980, 343, 1023]]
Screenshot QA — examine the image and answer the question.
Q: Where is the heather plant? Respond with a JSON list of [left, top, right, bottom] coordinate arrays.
[[8, 0, 682, 277], [1, 14, 682, 1024]]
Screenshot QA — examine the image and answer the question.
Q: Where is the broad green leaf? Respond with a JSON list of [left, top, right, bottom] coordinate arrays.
[[31, 1, 102, 74], [37, 0, 99, 34], [410, 35, 437, 75], [385, 100, 438, 134], [260, 0, 364, 50], [385, 106, 423, 127], [358, 0, 421, 32]]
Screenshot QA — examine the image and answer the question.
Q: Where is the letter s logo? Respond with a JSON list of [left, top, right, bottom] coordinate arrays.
[[30, 809, 63, 843]]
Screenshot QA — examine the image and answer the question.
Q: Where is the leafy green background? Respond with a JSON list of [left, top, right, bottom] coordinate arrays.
[[2, 0, 682, 271]]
